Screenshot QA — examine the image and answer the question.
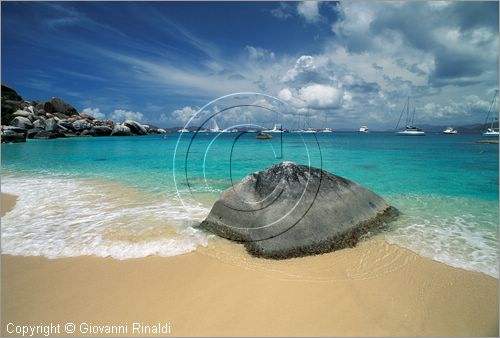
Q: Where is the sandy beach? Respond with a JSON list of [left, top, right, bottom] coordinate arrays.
[[1, 194, 498, 337]]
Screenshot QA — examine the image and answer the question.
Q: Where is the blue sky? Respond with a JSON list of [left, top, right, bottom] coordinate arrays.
[[2, 1, 498, 129]]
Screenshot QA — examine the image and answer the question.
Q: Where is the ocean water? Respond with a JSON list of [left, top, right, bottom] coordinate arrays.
[[1, 132, 498, 277]]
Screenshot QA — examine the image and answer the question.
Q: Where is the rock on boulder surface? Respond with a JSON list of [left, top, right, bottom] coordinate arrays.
[[197, 162, 398, 259]]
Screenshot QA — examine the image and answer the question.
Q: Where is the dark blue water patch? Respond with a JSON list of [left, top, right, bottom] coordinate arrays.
[[358, 164, 378, 170]]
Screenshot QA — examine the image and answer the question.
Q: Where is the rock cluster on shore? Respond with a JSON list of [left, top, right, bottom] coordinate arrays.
[[197, 162, 399, 259], [1, 84, 166, 143]]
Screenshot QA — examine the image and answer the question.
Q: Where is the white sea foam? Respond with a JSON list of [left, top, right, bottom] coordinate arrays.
[[384, 194, 499, 278], [1, 173, 212, 259], [2, 175, 498, 278]]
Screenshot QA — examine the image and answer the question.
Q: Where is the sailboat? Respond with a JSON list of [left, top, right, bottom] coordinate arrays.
[[209, 118, 223, 133], [395, 97, 425, 136], [262, 124, 285, 133], [482, 90, 499, 137], [359, 126, 369, 133]]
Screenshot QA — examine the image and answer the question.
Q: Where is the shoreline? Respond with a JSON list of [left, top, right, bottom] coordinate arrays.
[[1, 192, 499, 336], [2, 239, 498, 336]]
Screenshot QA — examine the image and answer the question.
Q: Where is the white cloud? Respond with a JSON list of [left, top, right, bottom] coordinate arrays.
[[299, 84, 343, 109], [270, 2, 293, 19], [279, 84, 343, 110], [246, 46, 275, 61], [81, 107, 106, 120], [297, 1, 321, 23], [110, 109, 144, 123], [282, 55, 316, 82], [79, 2, 497, 130], [278, 88, 293, 101], [171, 106, 198, 123]]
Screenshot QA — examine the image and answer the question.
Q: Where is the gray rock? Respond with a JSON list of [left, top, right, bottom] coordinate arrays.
[[197, 162, 398, 259], [1, 126, 27, 143], [44, 97, 77, 116], [28, 113, 37, 122], [79, 113, 95, 120], [45, 118, 58, 132], [12, 110, 31, 118], [57, 119, 75, 131], [110, 124, 131, 136], [79, 129, 95, 137], [27, 128, 44, 139], [57, 124, 68, 132], [72, 119, 92, 131], [1, 84, 23, 125], [91, 125, 112, 136], [33, 130, 58, 139], [54, 112, 69, 120], [10, 116, 33, 129], [123, 119, 147, 135], [33, 119, 46, 129]]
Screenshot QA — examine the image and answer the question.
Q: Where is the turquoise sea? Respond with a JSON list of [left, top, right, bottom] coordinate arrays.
[[1, 132, 498, 277]]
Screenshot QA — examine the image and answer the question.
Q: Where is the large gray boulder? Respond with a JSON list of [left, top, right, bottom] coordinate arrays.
[[33, 119, 46, 129], [10, 116, 33, 129], [110, 124, 131, 136], [1, 126, 27, 143], [43, 97, 78, 116], [72, 119, 92, 131], [44, 118, 58, 132], [12, 110, 31, 118], [123, 119, 147, 135], [197, 162, 398, 259], [57, 119, 75, 131], [33, 130, 58, 139], [91, 125, 112, 136]]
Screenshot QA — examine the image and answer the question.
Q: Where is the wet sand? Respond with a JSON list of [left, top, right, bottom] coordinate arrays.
[[1, 192, 17, 217], [1, 192, 498, 336]]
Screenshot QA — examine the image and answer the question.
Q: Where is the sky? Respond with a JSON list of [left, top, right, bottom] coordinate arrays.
[[2, 1, 498, 130]]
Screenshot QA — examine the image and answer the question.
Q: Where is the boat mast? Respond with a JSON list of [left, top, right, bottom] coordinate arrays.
[[484, 90, 499, 129], [406, 96, 410, 127]]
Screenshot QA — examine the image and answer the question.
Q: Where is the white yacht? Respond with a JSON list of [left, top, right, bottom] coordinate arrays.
[[319, 127, 333, 133], [443, 127, 458, 134], [482, 90, 499, 137], [359, 126, 369, 133], [302, 128, 317, 134], [396, 97, 426, 136], [397, 126, 426, 136], [483, 128, 499, 137], [177, 128, 190, 133]]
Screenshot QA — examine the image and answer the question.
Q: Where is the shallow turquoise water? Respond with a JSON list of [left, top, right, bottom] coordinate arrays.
[[1, 132, 498, 276]]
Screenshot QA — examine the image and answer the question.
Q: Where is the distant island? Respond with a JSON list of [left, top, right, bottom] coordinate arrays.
[[1, 84, 167, 143]]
